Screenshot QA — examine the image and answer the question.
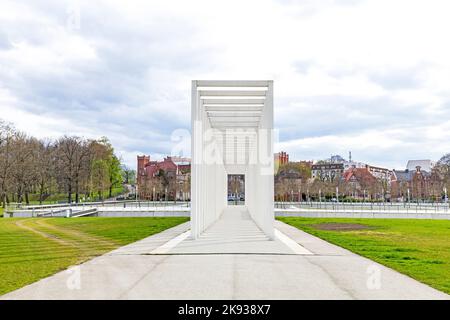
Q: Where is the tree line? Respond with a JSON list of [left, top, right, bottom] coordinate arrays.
[[275, 156, 450, 202], [0, 119, 126, 207]]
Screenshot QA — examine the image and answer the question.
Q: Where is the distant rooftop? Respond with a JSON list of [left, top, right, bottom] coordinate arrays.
[[406, 160, 435, 172]]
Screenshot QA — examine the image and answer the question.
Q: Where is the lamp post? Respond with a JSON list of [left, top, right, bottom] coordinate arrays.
[[235, 176, 238, 205], [336, 186, 339, 203], [299, 182, 302, 203], [363, 189, 366, 203], [444, 187, 448, 204], [407, 188, 410, 203], [165, 187, 168, 202], [319, 189, 322, 203]]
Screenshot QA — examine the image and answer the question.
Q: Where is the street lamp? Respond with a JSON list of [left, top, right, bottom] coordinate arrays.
[[336, 186, 339, 203], [407, 188, 410, 203], [444, 187, 448, 203], [299, 183, 302, 203], [235, 176, 238, 205]]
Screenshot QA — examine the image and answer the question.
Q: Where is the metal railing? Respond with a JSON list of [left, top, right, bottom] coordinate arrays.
[[7, 200, 191, 211], [274, 201, 450, 214], [5, 200, 450, 218], [4, 200, 191, 218]]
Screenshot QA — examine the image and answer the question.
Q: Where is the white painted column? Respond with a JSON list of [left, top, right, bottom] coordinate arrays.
[[191, 81, 201, 239], [247, 81, 274, 239]]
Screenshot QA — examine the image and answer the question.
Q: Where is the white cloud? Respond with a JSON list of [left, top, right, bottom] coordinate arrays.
[[1, 0, 450, 169]]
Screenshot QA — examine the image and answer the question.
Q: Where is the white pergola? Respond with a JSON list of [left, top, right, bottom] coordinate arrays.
[[191, 80, 274, 239]]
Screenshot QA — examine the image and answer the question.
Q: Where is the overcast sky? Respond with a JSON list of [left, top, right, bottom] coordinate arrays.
[[1, 0, 450, 170]]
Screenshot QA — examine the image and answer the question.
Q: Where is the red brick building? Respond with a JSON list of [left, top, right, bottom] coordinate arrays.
[[137, 155, 191, 200], [274, 151, 289, 167], [342, 167, 378, 199]]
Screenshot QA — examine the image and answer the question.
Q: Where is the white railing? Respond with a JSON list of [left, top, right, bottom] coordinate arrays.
[[274, 201, 450, 213], [5, 200, 450, 218]]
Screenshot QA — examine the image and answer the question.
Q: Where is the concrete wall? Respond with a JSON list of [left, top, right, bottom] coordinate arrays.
[[98, 211, 189, 217], [275, 211, 450, 220]]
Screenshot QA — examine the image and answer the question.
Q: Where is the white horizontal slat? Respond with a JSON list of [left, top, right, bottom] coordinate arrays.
[[197, 86, 268, 91], [207, 111, 262, 116], [213, 125, 258, 129], [209, 117, 260, 122], [202, 98, 266, 104], [201, 96, 266, 100], [203, 103, 264, 107], [195, 80, 270, 87], [199, 90, 266, 97], [214, 130, 256, 139], [211, 123, 259, 127], [205, 107, 263, 113]]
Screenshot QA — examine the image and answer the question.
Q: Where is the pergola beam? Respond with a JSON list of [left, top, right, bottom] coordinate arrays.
[[196, 80, 270, 87], [202, 98, 266, 105], [199, 90, 267, 97]]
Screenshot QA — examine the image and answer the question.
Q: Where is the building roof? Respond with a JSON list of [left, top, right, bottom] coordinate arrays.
[[393, 168, 431, 182], [406, 160, 434, 172], [393, 170, 415, 182], [143, 157, 178, 177], [343, 167, 377, 183]]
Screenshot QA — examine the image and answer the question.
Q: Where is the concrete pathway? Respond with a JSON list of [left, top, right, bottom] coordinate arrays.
[[167, 207, 311, 255], [1, 208, 448, 300]]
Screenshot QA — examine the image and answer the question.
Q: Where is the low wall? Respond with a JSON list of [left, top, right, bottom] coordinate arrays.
[[5, 210, 189, 218], [5, 212, 33, 218], [275, 211, 450, 220], [5, 208, 450, 220], [97, 211, 190, 217]]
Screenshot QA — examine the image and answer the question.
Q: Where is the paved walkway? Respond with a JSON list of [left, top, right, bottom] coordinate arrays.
[[2, 208, 448, 300]]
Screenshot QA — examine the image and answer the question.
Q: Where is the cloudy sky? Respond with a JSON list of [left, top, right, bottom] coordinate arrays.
[[1, 0, 450, 170]]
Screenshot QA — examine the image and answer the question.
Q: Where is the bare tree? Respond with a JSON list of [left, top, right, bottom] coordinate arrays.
[[35, 139, 55, 204], [9, 133, 37, 204], [0, 120, 16, 207], [121, 165, 136, 185], [54, 136, 91, 203], [0, 118, 127, 205]]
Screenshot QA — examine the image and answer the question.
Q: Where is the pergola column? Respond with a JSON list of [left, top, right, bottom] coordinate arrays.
[[191, 80, 274, 239]]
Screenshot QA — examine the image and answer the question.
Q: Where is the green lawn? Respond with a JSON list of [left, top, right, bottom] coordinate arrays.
[[0, 217, 188, 296], [277, 217, 450, 294]]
